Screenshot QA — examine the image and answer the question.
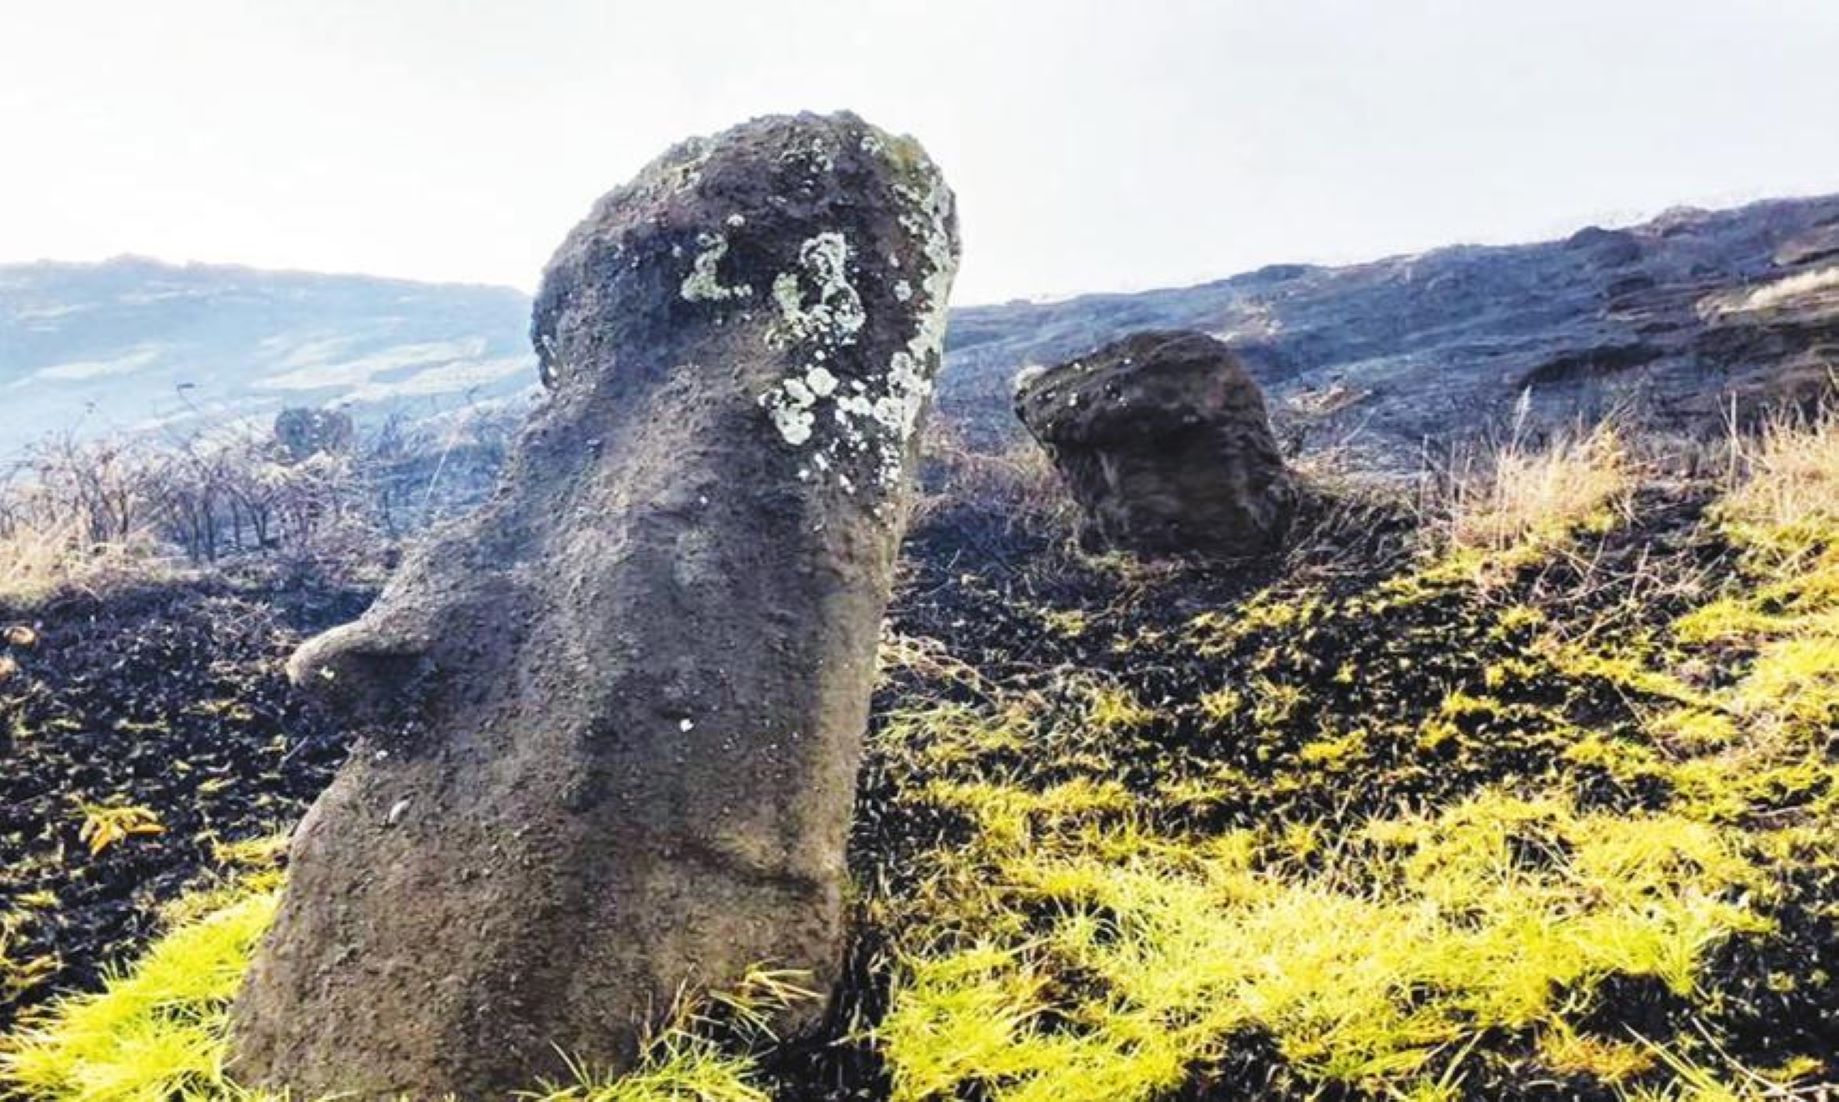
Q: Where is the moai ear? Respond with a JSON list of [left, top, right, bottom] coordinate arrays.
[[286, 617, 432, 725]]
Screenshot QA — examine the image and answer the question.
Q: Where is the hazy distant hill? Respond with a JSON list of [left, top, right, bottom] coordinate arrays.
[[0, 258, 536, 454], [6, 192, 1837, 463]]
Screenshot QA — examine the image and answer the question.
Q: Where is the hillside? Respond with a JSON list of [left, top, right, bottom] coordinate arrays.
[[6, 191, 1837, 460], [3, 188, 1838, 1100], [949, 193, 1839, 461]]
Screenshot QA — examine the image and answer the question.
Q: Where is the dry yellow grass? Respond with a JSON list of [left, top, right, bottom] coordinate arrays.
[[1717, 406, 1839, 553], [0, 517, 82, 608], [1441, 424, 1633, 559], [0, 515, 166, 608], [1735, 265, 1839, 313], [0, 477, 173, 608], [912, 420, 1073, 533]]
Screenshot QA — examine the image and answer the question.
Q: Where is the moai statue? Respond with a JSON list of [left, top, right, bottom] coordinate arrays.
[[230, 111, 958, 1099]]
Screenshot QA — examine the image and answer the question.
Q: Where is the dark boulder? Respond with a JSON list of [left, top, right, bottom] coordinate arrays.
[[273, 407, 354, 461], [1015, 330, 1297, 558], [228, 111, 959, 1099]]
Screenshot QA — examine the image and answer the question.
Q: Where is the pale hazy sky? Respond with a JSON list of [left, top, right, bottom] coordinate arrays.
[[2, 0, 1836, 304]]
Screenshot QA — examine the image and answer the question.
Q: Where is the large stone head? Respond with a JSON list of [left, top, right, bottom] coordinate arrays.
[[233, 113, 959, 1099]]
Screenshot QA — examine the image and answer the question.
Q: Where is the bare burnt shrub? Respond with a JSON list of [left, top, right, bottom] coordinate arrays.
[[0, 401, 528, 604]]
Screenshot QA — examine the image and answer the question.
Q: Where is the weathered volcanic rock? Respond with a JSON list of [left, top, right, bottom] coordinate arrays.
[[229, 111, 958, 1099], [1016, 330, 1296, 557], [1696, 264, 1839, 412], [273, 407, 354, 460]]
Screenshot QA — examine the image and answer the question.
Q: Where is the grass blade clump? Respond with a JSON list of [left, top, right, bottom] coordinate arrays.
[[2, 883, 779, 1102], [2, 889, 278, 1101]]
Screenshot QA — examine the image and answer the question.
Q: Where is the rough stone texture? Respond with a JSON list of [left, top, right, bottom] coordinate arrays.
[[1696, 262, 1839, 415], [1015, 330, 1296, 558], [273, 407, 355, 461], [228, 112, 958, 1099]]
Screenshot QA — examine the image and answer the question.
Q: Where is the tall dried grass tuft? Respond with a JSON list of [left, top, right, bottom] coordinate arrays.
[[1717, 404, 1839, 552], [910, 419, 1074, 536], [0, 478, 169, 609], [1440, 423, 1633, 557]]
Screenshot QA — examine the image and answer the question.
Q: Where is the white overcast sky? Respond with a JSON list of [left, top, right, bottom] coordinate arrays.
[[2, 0, 1836, 304]]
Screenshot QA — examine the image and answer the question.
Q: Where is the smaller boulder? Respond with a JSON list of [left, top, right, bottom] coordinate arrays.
[[274, 408, 354, 461], [1015, 330, 1296, 557]]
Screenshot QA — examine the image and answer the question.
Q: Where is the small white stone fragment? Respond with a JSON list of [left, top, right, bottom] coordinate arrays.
[[679, 718, 695, 733], [386, 797, 412, 826]]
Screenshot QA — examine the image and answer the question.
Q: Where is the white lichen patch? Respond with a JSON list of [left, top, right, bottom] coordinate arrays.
[[756, 137, 959, 507], [781, 132, 837, 174], [760, 232, 871, 448], [766, 395, 816, 446], [805, 365, 839, 397], [652, 136, 712, 196], [767, 233, 865, 349], [680, 232, 752, 303], [868, 156, 959, 492]]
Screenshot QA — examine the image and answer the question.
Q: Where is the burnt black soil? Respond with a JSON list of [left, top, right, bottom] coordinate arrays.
[[785, 488, 1837, 1101], [0, 578, 371, 1031]]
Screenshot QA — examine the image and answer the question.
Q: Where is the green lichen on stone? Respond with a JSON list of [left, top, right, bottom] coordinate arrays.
[[679, 232, 752, 304]]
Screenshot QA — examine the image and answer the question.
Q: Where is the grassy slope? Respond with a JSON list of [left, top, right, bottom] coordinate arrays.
[[4, 422, 1838, 1101]]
